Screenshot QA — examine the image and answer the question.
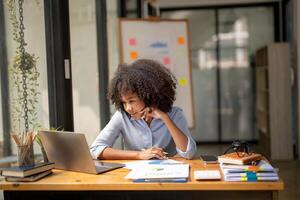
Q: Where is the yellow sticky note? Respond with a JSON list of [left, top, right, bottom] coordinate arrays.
[[130, 51, 138, 60], [179, 77, 187, 86], [177, 36, 185, 45]]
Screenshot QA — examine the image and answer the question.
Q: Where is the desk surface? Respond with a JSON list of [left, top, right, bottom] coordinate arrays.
[[0, 158, 284, 191]]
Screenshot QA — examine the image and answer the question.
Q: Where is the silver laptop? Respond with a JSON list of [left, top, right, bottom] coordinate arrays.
[[38, 130, 124, 174]]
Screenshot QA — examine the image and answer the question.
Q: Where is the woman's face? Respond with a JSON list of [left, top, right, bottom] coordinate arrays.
[[121, 92, 145, 119]]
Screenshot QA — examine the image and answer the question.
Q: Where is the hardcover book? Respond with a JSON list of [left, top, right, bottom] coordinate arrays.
[[220, 160, 277, 173], [0, 162, 54, 178], [218, 152, 262, 165], [5, 170, 53, 182]]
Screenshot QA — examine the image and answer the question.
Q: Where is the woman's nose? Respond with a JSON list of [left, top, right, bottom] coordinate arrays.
[[125, 103, 132, 111]]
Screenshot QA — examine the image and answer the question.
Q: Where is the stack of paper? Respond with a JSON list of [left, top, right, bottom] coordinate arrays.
[[220, 160, 279, 182], [124, 159, 183, 170], [125, 163, 189, 182]]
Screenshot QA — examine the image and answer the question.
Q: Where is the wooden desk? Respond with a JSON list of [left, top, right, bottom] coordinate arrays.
[[0, 159, 284, 200]]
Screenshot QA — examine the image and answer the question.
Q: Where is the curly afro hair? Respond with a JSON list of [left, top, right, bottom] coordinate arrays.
[[108, 59, 177, 113]]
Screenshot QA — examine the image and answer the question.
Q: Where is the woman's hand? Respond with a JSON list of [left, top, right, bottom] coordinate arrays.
[[140, 107, 168, 123], [137, 147, 167, 160]]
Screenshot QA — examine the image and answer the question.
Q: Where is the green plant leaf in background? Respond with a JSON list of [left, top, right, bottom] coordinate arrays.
[[7, 0, 40, 134]]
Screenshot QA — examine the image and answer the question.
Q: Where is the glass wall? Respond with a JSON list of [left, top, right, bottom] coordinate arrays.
[[106, 0, 124, 149], [126, 0, 139, 18], [162, 10, 219, 142], [69, 0, 124, 148], [69, 0, 100, 145], [162, 5, 275, 142], [107, 0, 120, 79], [107, 0, 139, 79], [4, 0, 49, 154], [218, 7, 274, 141]]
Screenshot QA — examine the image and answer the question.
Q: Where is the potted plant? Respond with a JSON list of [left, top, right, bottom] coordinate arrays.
[[7, 0, 40, 165]]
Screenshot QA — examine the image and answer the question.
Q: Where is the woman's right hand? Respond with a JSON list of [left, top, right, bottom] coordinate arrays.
[[138, 147, 167, 160]]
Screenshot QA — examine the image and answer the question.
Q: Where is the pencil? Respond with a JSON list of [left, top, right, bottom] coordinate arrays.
[[11, 134, 21, 146]]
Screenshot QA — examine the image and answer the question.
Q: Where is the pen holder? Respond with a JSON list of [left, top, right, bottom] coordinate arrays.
[[17, 144, 34, 166]]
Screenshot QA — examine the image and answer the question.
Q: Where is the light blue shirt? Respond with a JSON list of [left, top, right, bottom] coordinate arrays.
[[90, 107, 197, 159]]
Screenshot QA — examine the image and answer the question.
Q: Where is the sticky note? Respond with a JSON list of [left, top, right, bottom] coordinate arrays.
[[130, 51, 138, 60], [178, 77, 188, 86], [177, 36, 185, 45], [163, 57, 170, 65], [248, 166, 259, 172], [149, 160, 163, 164], [128, 38, 136, 46]]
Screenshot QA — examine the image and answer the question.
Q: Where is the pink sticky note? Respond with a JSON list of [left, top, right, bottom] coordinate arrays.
[[163, 57, 170, 65], [128, 38, 136, 46]]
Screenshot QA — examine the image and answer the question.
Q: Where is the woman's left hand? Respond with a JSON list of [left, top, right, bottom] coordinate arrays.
[[140, 107, 167, 122]]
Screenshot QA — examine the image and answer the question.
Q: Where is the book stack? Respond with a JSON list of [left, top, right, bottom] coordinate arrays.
[[0, 162, 54, 182], [218, 153, 279, 182]]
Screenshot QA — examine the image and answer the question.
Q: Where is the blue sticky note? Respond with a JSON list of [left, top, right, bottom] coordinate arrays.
[[246, 172, 257, 182], [148, 160, 163, 164]]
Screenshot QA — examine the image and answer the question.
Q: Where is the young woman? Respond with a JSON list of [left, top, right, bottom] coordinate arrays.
[[90, 59, 196, 160]]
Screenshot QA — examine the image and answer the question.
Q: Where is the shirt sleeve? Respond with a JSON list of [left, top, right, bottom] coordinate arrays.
[[172, 108, 197, 159], [89, 111, 123, 159]]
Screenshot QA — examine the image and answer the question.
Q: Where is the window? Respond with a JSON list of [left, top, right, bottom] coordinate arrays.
[[2, 0, 49, 155], [162, 4, 276, 142]]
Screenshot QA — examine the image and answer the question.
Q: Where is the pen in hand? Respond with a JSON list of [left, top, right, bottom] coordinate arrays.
[[141, 148, 168, 160], [162, 151, 168, 159]]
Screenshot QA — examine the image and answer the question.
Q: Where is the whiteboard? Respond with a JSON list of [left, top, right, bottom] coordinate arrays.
[[119, 18, 195, 128]]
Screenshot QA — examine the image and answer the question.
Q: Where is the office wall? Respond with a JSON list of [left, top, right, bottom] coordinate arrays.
[[4, 0, 49, 154]]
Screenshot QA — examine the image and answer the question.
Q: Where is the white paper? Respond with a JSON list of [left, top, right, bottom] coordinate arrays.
[[125, 164, 189, 180], [123, 159, 183, 170]]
